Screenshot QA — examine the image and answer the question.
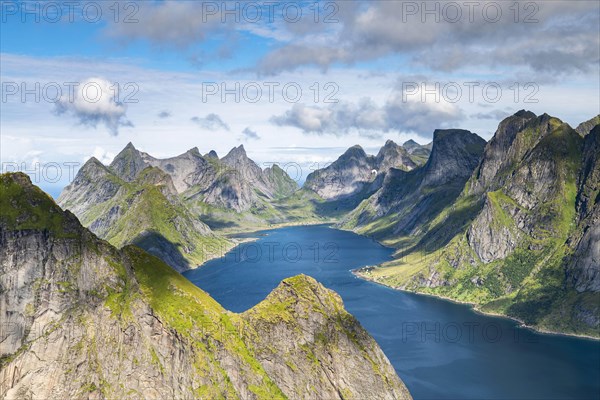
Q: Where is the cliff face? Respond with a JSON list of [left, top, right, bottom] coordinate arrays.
[[341, 129, 486, 239], [304, 140, 419, 202], [566, 125, 600, 293], [0, 173, 411, 400], [467, 115, 580, 263], [59, 159, 228, 273], [351, 111, 599, 337], [575, 114, 600, 136]]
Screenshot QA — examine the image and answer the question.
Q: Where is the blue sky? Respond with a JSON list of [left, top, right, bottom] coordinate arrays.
[[1, 0, 599, 197]]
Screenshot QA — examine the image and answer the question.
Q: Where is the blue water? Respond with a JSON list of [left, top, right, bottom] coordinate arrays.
[[183, 225, 600, 400]]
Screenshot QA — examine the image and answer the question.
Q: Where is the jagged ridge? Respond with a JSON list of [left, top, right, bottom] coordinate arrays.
[[0, 172, 411, 399]]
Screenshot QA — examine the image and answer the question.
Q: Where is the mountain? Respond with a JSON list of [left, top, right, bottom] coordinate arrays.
[[198, 145, 298, 211], [304, 145, 377, 201], [303, 140, 418, 203], [341, 129, 486, 240], [107, 143, 298, 212], [575, 114, 600, 136], [566, 125, 600, 294], [58, 143, 301, 269], [0, 172, 412, 399], [58, 157, 228, 272], [402, 139, 432, 165], [352, 111, 600, 337]]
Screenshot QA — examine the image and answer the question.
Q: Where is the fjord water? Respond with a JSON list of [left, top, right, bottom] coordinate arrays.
[[183, 225, 600, 399]]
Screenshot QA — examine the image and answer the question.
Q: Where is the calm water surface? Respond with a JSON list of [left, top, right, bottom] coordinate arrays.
[[183, 225, 600, 400]]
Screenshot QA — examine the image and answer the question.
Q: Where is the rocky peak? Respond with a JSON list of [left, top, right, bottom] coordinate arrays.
[[575, 115, 600, 136], [376, 140, 416, 173], [78, 156, 111, 177], [205, 150, 219, 159], [304, 145, 378, 201], [221, 145, 261, 173], [402, 139, 420, 152], [469, 110, 537, 194], [242, 274, 413, 399], [187, 146, 201, 156], [109, 142, 147, 182], [421, 129, 486, 187], [339, 145, 369, 162], [223, 144, 247, 160]]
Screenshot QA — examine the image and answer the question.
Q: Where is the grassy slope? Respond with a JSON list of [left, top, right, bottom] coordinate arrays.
[[3, 173, 401, 397], [0, 173, 78, 237], [357, 123, 600, 337], [79, 168, 232, 267]]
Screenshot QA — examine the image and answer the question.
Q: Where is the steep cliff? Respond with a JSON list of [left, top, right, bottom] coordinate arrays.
[[304, 140, 419, 205], [59, 159, 228, 272], [341, 129, 486, 241], [0, 173, 411, 399], [353, 111, 599, 337]]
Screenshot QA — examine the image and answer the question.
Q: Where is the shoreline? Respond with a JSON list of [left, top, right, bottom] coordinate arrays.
[[352, 268, 600, 341], [191, 221, 336, 270], [191, 220, 599, 341]]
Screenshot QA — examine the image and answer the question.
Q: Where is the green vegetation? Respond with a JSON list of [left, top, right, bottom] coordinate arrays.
[[0, 173, 78, 237], [354, 119, 598, 337]]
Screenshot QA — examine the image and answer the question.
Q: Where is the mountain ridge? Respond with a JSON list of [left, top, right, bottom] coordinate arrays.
[[1, 172, 412, 399], [349, 111, 600, 337]]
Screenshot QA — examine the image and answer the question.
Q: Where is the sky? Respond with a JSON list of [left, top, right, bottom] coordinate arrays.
[[1, 0, 599, 197]]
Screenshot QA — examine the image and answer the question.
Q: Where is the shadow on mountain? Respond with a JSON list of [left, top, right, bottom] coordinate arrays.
[[395, 190, 485, 259], [201, 217, 240, 230], [130, 230, 190, 272]]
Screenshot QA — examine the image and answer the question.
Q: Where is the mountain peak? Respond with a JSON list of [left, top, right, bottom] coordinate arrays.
[[575, 115, 600, 136], [110, 142, 147, 182], [85, 156, 103, 166], [341, 145, 367, 159], [187, 146, 201, 156], [403, 139, 419, 147], [224, 144, 247, 158], [423, 129, 486, 187], [513, 109, 536, 118], [205, 150, 219, 159], [376, 140, 415, 173]]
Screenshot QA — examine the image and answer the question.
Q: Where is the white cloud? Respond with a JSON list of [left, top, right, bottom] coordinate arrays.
[[271, 85, 465, 136], [88, 147, 116, 165], [53, 77, 133, 135], [191, 113, 230, 131]]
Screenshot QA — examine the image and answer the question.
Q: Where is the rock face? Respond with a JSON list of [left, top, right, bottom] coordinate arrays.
[[575, 114, 600, 136], [304, 140, 419, 202], [59, 159, 227, 273], [109, 142, 147, 182], [304, 145, 377, 201], [402, 140, 432, 165], [467, 113, 576, 263], [420, 129, 487, 188], [468, 110, 538, 195], [341, 130, 486, 238], [0, 173, 412, 400], [567, 125, 600, 292], [350, 111, 599, 337]]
